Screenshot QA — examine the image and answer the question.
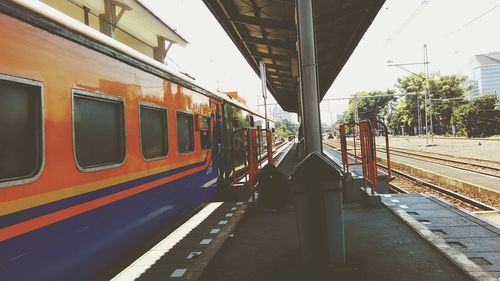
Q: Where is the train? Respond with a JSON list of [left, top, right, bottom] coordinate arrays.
[[0, 1, 273, 280]]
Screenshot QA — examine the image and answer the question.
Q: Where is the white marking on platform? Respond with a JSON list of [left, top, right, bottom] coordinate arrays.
[[225, 213, 233, 217], [111, 202, 223, 281], [218, 220, 228, 225], [236, 202, 244, 205], [231, 207, 237, 211], [399, 205, 409, 209], [210, 228, 220, 234], [170, 268, 187, 278], [187, 251, 202, 259], [391, 199, 400, 203], [200, 239, 212, 245]]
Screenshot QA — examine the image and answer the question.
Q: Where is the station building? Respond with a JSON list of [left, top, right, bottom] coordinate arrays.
[[40, 0, 188, 63], [466, 51, 500, 100]]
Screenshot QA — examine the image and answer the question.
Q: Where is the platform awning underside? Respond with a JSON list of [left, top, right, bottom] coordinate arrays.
[[203, 0, 384, 112]]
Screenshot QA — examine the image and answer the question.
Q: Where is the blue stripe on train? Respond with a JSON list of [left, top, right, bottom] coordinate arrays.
[[0, 167, 218, 281], [0, 156, 208, 228]]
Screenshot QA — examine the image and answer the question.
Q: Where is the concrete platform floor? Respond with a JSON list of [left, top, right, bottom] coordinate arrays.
[[200, 202, 471, 281], [200, 145, 471, 281]]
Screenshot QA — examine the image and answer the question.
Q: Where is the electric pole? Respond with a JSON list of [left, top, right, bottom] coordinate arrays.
[[423, 44, 435, 146]]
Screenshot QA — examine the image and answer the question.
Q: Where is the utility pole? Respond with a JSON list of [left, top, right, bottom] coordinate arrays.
[[387, 44, 435, 145], [423, 44, 435, 146], [417, 98, 422, 135]]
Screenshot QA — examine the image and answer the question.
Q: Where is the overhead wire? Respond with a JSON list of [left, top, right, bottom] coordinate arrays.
[[382, 0, 431, 48], [446, 2, 500, 37]]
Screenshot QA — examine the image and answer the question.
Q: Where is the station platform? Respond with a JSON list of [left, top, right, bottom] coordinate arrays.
[[113, 143, 499, 281]]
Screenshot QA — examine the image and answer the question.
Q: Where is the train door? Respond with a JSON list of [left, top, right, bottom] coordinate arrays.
[[211, 101, 224, 183]]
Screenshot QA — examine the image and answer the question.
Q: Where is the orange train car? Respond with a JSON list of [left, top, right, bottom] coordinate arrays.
[[0, 1, 268, 280]]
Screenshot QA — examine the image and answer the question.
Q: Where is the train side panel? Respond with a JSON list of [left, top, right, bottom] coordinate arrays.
[[0, 12, 220, 280]]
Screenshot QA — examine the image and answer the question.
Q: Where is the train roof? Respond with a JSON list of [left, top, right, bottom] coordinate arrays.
[[9, 0, 267, 120], [203, 0, 385, 112]]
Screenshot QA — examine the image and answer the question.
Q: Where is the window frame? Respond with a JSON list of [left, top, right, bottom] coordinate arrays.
[[71, 89, 127, 172], [200, 115, 212, 151], [138, 102, 169, 161], [175, 110, 195, 154], [0, 73, 45, 188]]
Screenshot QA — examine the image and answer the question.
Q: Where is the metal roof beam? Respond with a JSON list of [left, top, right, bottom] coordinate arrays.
[[254, 51, 292, 61], [242, 36, 295, 50], [229, 14, 295, 31], [269, 75, 297, 81], [266, 64, 291, 71]]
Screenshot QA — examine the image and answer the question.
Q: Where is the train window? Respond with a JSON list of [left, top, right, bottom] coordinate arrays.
[[0, 76, 43, 185], [200, 116, 211, 150], [176, 112, 194, 153], [140, 104, 168, 160], [73, 90, 125, 171]]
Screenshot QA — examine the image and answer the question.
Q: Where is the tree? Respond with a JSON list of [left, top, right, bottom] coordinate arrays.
[[396, 73, 466, 135], [274, 119, 298, 138], [387, 100, 411, 135], [396, 74, 426, 134], [451, 94, 499, 137], [428, 75, 466, 134], [343, 90, 396, 123]]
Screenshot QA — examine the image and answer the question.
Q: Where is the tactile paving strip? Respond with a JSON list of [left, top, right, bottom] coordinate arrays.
[[382, 193, 500, 279]]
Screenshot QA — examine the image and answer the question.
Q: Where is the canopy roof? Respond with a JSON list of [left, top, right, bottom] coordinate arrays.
[[203, 0, 384, 112]]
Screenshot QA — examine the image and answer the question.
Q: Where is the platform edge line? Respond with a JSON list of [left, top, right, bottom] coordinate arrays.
[[383, 201, 497, 281], [181, 204, 248, 281]]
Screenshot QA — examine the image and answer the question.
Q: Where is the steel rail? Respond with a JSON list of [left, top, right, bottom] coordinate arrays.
[[328, 139, 499, 178], [377, 147, 500, 177], [324, 143, 499, 212], [378, 163, 499, 212]]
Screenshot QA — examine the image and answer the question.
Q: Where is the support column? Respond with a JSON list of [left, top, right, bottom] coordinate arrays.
[[292, 0, 345, 274], [297, 0, 322, 154]]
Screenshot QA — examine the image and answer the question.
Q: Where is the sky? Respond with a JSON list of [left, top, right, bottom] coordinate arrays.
[[145, 0, 500, 124]]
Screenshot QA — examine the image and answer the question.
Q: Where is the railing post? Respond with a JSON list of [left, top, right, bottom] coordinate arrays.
[[366, 120, 377, 194], [358, 122, 368, 189], [353, 123, 358, 163], [248, 128, 256, 194], [266, 129, 273, 163], [340, 124, 348, 173], [378, 120, 393, 180]]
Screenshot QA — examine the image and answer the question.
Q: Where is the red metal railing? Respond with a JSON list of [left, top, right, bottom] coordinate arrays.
[[340, 120, 392, 194], [230, 127, 273, 194]]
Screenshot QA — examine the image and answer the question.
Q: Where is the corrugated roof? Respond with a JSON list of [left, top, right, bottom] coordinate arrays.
[[203, 0, 385, 112]]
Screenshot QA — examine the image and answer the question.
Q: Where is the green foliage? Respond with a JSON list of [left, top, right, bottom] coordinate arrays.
[[428, 75, 466, 134], [387, 100, 411, 134], [393, 74, 465, 134], [395, 74, 426, 133], [451, 95, 499, 137], [343, 90, 396, 123], [274, 119, 298, 138], [340, 73, 497, 138]]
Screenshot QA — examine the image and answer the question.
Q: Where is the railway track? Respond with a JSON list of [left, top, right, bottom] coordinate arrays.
[[324, 142, 500, 212], [377, 146, 500, 178], [326, 139, 499, 178], [379, 164, 499, 212]]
